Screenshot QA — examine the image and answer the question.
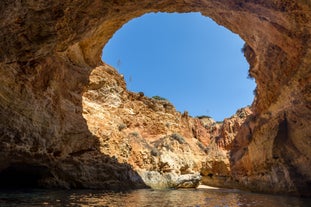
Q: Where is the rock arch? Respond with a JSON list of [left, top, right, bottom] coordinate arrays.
[[0, 0, 310, 196]]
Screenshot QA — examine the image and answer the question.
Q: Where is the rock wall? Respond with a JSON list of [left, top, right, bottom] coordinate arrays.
[[82, 64, 254, 189], [0, 0, 310, 196]]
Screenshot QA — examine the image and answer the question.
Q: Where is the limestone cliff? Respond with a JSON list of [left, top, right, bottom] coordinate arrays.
[[81, 64, 254, 189], [0, 0, 310, 196]]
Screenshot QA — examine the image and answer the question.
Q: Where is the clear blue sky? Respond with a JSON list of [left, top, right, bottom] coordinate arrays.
[[102, 12, 255, 121]]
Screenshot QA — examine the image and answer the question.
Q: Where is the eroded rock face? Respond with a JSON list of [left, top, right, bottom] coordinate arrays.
[[0, 0, 310, 196], [82, 64, 212, 189]]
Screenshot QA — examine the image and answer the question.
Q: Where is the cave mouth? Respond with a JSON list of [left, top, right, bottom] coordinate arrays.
[[102, 12, 256, 121], [0, 163, 53, 189]]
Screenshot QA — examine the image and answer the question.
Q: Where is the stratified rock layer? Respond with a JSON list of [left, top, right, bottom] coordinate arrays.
[[0, 0, 310, 196]]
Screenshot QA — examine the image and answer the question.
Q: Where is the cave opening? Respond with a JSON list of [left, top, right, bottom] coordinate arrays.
[[102, 12, 256, 121], [0, 163, 52, 189]]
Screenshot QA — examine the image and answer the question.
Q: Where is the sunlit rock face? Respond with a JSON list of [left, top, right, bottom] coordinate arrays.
[[0, 0, 310, 196], [82, 64, 216, 189]]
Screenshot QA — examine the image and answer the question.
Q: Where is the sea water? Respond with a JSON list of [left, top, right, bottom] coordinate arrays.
[[0, 187, 310, 207]]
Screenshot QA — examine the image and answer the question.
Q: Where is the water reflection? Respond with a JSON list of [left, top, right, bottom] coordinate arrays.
[[0, 188, 310, 207]]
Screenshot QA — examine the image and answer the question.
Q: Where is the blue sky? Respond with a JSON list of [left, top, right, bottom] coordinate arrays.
[[102, 12, 255, 121]]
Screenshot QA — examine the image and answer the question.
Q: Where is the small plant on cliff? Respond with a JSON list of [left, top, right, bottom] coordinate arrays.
[[152, 95, 168, 101], [118, 123, 127, 131], [197, 115, 212, 119], [150, 147, 160, 157], [241, 43, 247, 53], [197, 141, 205, 151], [130, 132, 140, 137], [171, 133, 185, 144], [247, 70, 254, 80]]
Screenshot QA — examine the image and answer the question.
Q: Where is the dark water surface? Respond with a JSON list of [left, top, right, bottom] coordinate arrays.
[[0, 188, 310, 207]]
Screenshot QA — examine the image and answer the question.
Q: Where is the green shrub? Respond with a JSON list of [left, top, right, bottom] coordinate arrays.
[[150, 148, 159, 156], [118, 123, 127, 131], [197, 115, 212, 119], [171, 133, 185, 144], [241, 43, 247, 53], [152, 95, 168, 101], [130, 132, 139, 137], [197, 141, 208, 153]]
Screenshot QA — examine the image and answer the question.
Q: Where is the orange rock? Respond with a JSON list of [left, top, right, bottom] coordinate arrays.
[[0, 0, 310, 196]]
